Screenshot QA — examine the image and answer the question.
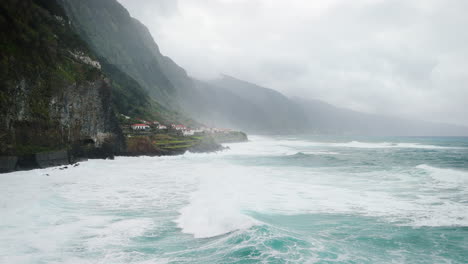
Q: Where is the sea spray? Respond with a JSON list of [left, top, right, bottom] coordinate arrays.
[[1, 135, 467, 263]]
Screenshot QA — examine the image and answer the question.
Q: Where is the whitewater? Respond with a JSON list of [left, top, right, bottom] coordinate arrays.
[[1, 135, 467, 263]]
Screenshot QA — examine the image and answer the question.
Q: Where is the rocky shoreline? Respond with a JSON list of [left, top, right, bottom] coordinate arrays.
[[0, 133, 248, 173]]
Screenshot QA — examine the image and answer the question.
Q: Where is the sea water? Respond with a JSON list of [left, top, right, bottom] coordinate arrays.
[[0, 135, 467, 263]]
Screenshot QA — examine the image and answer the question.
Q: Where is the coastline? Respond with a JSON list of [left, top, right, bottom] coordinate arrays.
[[0, 132, 248, 174]]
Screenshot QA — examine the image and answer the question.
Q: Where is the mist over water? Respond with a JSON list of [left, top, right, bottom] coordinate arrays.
[[1, 135, 467, 263]]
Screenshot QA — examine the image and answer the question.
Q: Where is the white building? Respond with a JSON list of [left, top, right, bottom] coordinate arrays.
[[131, 124, 150, 130], [183, 130, 195, 136], [171, 124, 187, 131]]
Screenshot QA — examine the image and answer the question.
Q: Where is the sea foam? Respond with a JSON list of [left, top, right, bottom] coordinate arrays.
[[1, 135, 467, 263]]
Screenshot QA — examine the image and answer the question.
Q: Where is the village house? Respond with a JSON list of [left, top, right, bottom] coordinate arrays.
[[218, 128, 232, 133], [171, 124, 187, 131], [183, 130, 195, 136], [120, 114, 131, 120], [131, 124, 150, 130], [196, 127, 231, 134], [157, 124, 167, 130], [192, 128, 204, 134]]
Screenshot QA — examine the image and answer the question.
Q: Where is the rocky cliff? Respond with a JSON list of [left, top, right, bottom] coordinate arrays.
[[0, 0, 123, 170]]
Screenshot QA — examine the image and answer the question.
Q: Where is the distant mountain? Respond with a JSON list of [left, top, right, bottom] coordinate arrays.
[[294, 98, 468, 136], [200, 75, 309, 133], [204, 76, 468, 136], [181, 78, 307, 133]]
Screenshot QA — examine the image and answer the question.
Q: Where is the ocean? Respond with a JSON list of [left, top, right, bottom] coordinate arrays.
[[1, 135, 467, 263]]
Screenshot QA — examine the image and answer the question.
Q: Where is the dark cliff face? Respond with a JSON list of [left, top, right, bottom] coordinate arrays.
[[0, 0, 122, 156]]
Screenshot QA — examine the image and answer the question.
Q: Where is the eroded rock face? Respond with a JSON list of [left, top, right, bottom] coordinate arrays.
[[54, 79, 119, 147], [35, 150, 69, 168], [0, 0, 124, 168], [1, 73, 122, 154]]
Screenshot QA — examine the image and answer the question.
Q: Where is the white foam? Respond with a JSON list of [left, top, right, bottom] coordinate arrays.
[[174, 163, 260, 238], [174, 161, 468, 232], [175, 203, 257, 239], [0, 156, 201, 262], [301, 151, 341, 155], [249, 136, 461, 151], [416, 164, 468, 194], [85, 218, 154, 248], [316, 141, 458, 149], [0, 136, 467, 262], [417, 164, 468, 184]]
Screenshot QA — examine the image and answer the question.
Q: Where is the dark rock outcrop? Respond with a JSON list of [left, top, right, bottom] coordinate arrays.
[[35, 150, 69, 168], [0, 156, 18, 173], [189, 136, 225, 153]]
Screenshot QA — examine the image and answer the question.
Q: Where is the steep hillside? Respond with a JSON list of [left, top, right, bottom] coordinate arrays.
[[0, 0, 123, 158], [175, 75, 309, 133], [180, 80, 268, 131], [59, 0, 177, 106], [59, 0, 198, 126], [98, 56, 193, 126], [208, 75, 309, 132]]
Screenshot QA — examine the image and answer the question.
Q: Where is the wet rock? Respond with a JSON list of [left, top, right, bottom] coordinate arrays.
[[0, 156, 18, 173], [35, 150, 70, 168]]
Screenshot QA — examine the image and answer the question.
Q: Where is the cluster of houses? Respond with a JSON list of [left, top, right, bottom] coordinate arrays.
[[130, 119, 167, 130], [125, 116, 232, 137]]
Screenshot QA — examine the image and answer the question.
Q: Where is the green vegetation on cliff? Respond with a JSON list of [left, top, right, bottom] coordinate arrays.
[[59, 0, 176, 106], [98, 57, 189, 125], [126, 133, 223, 156], [211, 131, 248, 144], [59, 0, 198, 126], [0, 0, 121, 155]]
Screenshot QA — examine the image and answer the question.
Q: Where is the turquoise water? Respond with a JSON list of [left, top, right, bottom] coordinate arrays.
[[0, 135, 467, 263]]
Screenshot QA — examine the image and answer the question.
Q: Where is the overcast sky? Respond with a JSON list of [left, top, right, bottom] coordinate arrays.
[[118, 0, 468, 126]]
